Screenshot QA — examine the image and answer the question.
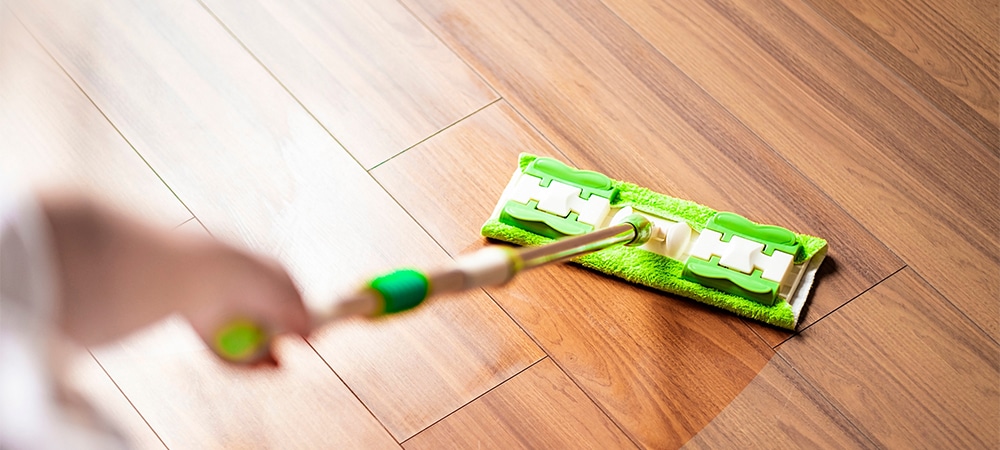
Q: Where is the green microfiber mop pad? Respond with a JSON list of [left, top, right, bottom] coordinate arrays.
[[483, 154, 828, 330]]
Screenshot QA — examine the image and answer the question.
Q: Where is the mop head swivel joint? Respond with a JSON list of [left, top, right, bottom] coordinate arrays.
[[481, 154, 828, 330]]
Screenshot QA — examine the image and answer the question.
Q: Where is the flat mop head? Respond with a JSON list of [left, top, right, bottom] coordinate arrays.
[[481, 154, 828, 330]]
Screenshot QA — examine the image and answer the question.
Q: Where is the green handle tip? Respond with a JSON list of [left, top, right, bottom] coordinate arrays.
[[214, 319, 267, 362]]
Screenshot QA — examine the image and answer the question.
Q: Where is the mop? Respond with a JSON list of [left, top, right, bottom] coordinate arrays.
[[214, 154, 827, 362]]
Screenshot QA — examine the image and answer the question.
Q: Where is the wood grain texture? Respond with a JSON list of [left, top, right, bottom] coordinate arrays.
[[0, 12, 189, 227], [402, 0, 903, 343], [11, 0, 995, 446], [600, 0, 1000, 341], [373, 101, 776, 448], [780, 268, 1000, 448], [82, 219, 398, 448], [805, 0, 999, 145], [404, 358, 635, 449], [925, 0, 1000, 48], [11, 0, 540, 442], [200, 0, 497, 169], [371, 101, 564, 257], [309, 290, 545, 441], [64, 352, 165, 449], [493, 266, 777, 449], [92, 317, 401, 449], [682, 354, 872, 449]]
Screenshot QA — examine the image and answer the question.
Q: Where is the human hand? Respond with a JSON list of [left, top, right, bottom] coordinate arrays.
[[40, 193, 310, 363]]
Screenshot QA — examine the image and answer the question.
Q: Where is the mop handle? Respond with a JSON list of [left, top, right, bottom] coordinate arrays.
[[212, 214, 652, 363]]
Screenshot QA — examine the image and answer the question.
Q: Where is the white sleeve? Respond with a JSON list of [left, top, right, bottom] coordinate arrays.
[[0, 188, 126, 449]]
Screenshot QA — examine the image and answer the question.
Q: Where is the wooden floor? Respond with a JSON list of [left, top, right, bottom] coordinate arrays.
[[2, 0, 997, 447]]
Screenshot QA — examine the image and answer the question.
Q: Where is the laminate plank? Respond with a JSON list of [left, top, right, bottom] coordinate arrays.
[[85, 219, 399, 448], [500, 266, 773, 448], [0, 11, 189, 227], [3, 13, 174, 446], [200, 0, 497, 169], [599, 0, 1000, 341], [92, 317, 402, 449], [929, 0, 1000, 46], [373, 101, 777, 448], [402, 0, 904, 342], [11, 0, 541, 442], [682, 355, 872, 449], [780, 268, 1000, 448], [403, 358, 635, 450], [64, 351, 165, 449], [371, 102, 565, 257], [309, 290, 545, 440], [495, 266, 777, 449], [805, 0, 999, 144]]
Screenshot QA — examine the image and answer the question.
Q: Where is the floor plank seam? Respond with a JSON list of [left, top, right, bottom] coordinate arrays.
[[11, 8, 389, 445], [333, 100, 565, 444], [399, 356, 549, 446], [394, 0, 620, 176], [727, 0, 996, 161], [678, 337, 781, 447], [195, 0, 471, 275], [593, 0, 911, 339], [774, 350, 883, 449], [368, 97, 503, 171], [13, 2, 991, 447], [744, 319, 785, 353], [543, 357, 644, 449], [777, 264, 908, 347], [87, 350, 170, 450], [906, 267, 1000, 347], [303, 340, 401, 445], [201, 0, 505, 176], [364, 165, 474, 262], [192, 0, 371, 176], [469, 287, 642, 448], [170, 216, 197, 230], [393, 0, 503, 101], [797, 0, 998, 149], [769, 326, 800, 350], [9, 7, 201, 226], [496, 99, 582, 169], [188, 216, 215, 239], [194, 0, 511, 268]]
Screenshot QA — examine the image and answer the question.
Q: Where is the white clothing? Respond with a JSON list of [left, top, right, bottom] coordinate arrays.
[[0, 189, 126, 449]]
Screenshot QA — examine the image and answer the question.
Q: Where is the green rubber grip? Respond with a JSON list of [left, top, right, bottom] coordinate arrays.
[[214, 319, 267, 362], [369, 269, 430, 314]]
